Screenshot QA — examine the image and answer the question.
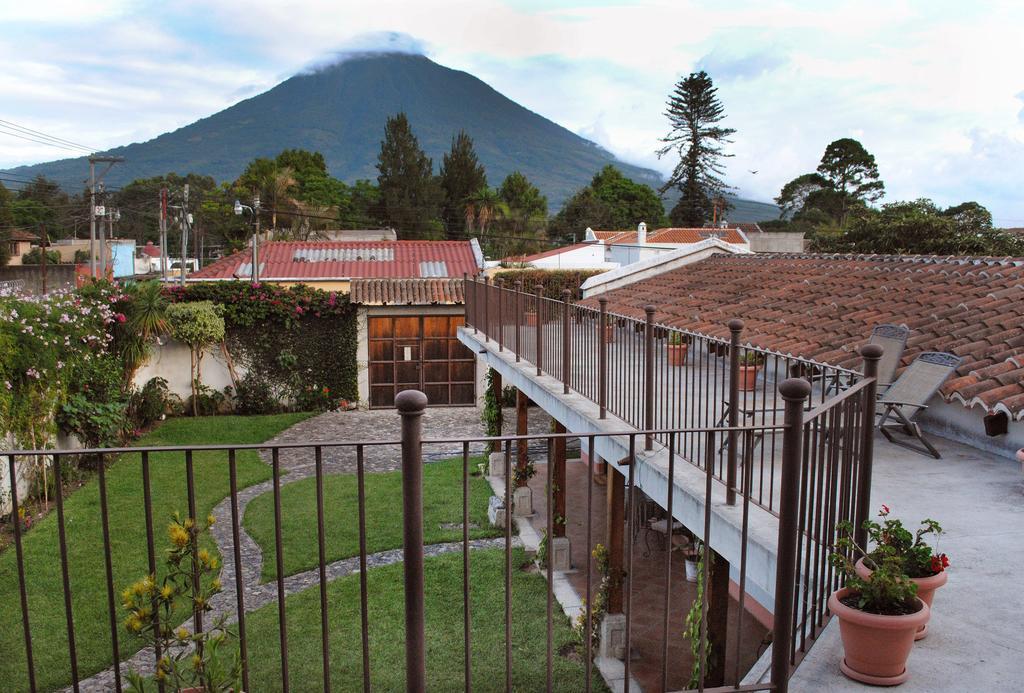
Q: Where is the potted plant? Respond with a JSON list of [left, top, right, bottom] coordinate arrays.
[[683, 539, 702, 583], [829, 520, 929, 686], [667, 332, 689, 366], [854, 505, 948, 640], [737, 351, 764, 392], [525, 308, 538, 326], [123, 513, 241, 692]]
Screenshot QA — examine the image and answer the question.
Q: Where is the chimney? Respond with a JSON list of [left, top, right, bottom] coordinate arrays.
[[637, 221, 647, 245]]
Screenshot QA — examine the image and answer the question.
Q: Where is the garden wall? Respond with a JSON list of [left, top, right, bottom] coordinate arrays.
[[133, 340, 244, 400]]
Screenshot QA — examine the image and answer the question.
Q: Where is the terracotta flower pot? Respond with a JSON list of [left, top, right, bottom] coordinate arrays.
[[1017, 448, 1024, 473], [603, 324, 615, 343], [856, 558, 946, 640], [668, 343, 688, 366], [829, 587, 928, 686], [737, 365, 760, 392], [525, 311, 538, 326]]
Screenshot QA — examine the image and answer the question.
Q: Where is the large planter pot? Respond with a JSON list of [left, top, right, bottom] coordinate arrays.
[[668, 343, 688, 366], [737, 365, 760, 392], [856, 558, 946, 640], [525, 311, 538, 326], [1017, 448, 1024, 474], [829, 587, 929, 686], [603, 325, 615, 343]]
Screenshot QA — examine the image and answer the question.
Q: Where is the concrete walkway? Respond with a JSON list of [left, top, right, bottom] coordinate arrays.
[[788, 435, 1024, 692]]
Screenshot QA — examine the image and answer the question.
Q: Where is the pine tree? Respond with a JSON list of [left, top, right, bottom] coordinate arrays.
[[376, 112, 443, 238], [657, 71, 735, 227], [439, 131, 488, 236]]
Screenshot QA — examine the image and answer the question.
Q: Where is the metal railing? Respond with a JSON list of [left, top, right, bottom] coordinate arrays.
[[466, 276, 867, 517]]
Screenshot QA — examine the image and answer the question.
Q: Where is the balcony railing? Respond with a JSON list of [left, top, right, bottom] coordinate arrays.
[[2, 371, 877, 692]]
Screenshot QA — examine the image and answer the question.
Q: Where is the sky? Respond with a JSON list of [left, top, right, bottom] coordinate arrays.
[[2, 0, 1023, 224]]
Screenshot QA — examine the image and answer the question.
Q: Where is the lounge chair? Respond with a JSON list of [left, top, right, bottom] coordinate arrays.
[[877, 351, 961, 458], [821, 323, 909, 394]]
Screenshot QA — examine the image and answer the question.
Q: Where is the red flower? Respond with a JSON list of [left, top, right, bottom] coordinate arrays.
[[115, 313, 127, 323], [880, 504, 890, 515]]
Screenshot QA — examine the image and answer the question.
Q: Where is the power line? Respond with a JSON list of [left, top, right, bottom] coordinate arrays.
[[0, 125, 92, 153], [0, 118, 97, 152]]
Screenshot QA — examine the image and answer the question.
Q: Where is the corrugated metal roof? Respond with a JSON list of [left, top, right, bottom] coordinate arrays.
[[349, 278, 465, 305], [593, 228, 747, 245], [189, 240, 480, 281]]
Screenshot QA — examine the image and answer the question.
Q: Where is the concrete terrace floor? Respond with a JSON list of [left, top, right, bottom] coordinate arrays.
[[788, 434, 1024, 692]]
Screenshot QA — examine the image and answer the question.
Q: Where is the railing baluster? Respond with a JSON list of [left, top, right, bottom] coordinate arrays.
[[545, 437, 554, 691], [584, 434, 595, 693], [496, 278, 504, 352], [644, 306, 655, 450], [483, 276, 491, 343], [660, 432, 677, 691], [504, 438, 513, 693], [514, 281, 522, 363], [462, 441, 472, 692], [140, 452, 160, 693], [356, 445, 371, 693], [9, 454, 37, 693], [623, 435, 636, 693], [397, 391, 428, 693], [97, 453, 122, 692], [228, 449, 250, 692], [698, 429, 715, 691], [727, 319, 743, 505], [271, 448, 290, 692], [534, 285, 543, 377], [53, 454, 81, 692], [314, 446, 331, 693], [562, 289, 571, 394], [855, 344, 882, 549]]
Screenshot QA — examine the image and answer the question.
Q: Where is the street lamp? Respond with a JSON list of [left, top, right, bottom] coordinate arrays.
[[234, 196, 261, 283]]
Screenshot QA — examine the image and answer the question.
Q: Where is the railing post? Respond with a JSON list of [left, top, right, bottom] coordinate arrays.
[[854, 344, 882, 549], [534, 284, 543, 376], [598, 297, 608, 419], [726, 318, 744, 505], [514, 280, 522, 362], [397, 390, 428, 693], [562, 289, 572, 394], [644, 305, 655, 450], [469, 275, 478, 334], [483, 276, 491, 343], [771, 378, 811, 693], [496, 278, 505, 352]]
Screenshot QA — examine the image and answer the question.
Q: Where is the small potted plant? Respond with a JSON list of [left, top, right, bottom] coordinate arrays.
[[525, 308, 538, 326], [737, 351, 764, 391], [123, 513, 241, 692], [854, 505, 948, 640], [829, 521, 929, 686], [667, 332, 689, 366], [683, 538, 702, 583]]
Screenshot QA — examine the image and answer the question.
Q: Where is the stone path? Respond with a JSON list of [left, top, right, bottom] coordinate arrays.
[[66, 406, 540, 692]]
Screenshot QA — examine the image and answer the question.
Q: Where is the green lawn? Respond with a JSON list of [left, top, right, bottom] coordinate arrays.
[[244, 456, 501, 581], [0, 413, 310, 693], [244, 548, 609, 692]]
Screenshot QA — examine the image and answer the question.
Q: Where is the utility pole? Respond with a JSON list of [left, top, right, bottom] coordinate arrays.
[[252, 194, 261, 283], [39, 223, 48, 294], [180, 184, 189, 287], [160, 188, 168, 280], [87, 155, 123, 278]]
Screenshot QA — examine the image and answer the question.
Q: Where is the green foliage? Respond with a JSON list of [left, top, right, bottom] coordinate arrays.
[[440, 130, 488, 235], [572, 543, 612, 648], [166, 301, 225, 349], [123, 513, 241, 692], [20, 247, 62, 264], [59, 392, 126, 450], [683, 547, 715, 688], [232, 373, 281, 415], [129, 377, 177, 428], [816, 138, 885, 209], [658, 71, 735, 226], [550, 166, 665, 241], [831, 513, 922, 616], [167, 282, 359, 410], [377, 112, 443, 238], [481, 368, 503, 453], [491, 268, 605, 299], [809, 198, 1024, 255], [499, 171, 548, 226], [861, 505, 948, 579]]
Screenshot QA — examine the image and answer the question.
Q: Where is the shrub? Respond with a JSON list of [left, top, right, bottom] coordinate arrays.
[[232, 374, 282, 415], [129, 377, 174, 428], [185, 383, 230, 417], [491, 269, 605, 299]]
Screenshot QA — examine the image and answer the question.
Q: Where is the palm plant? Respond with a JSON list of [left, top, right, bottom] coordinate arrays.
[[121, 280, 169, 383], [467, 188, 508, 236]]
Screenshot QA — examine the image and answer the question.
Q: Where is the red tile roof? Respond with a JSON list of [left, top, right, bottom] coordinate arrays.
[[350, 278, 464, 305], [581, 253, 1024, 419], [9, 229, 39, 242], [140, 241, 161, 258], [189, 240, 480, 281], [592, 227, 747, 245]]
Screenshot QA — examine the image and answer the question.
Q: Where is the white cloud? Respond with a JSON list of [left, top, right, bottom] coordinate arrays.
[[2, 0, 1024, 222]]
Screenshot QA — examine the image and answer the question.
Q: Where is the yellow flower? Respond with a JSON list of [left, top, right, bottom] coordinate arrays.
[[207, 513, 216, 527], [183, 517, 194, 530], [192, 654, 202, 670], [125, 615, 142, 633], [168, 523, 189, 548], [211, 578, 222, 592], [198, 548, 211, 565], [160, 584, 174, 600], [175, 627, 189, 640]]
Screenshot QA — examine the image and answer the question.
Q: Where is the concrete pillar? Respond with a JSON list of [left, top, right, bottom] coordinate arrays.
[[553, 419, 567, 538], [706, 548, 730, 687], [606, 465, 625, 615]]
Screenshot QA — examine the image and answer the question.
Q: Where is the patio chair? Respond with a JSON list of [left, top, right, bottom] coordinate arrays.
[[821, 323, 910, 394], [876, 351, 961, 458]]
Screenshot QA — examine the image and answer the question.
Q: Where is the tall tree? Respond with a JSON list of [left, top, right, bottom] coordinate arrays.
[[439, 131, 488, 236], [377, 112, 443, 238], [657, 71, 735, 226], [590, 165, 666, 228], [774, 173, 830, 219], [815, 138, 885, 221], [465, 187, 507, 237], [548, 188, 613, 242], [498, 171, 548, 235], [942, 201, 992, 233]]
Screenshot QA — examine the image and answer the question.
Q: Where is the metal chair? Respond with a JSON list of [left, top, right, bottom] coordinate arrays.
[[877, 351, 961, 458], [869, 324, 910, 391]]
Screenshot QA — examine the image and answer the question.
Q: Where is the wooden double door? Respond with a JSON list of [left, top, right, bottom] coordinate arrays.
[[368, 314, 476, 408]]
